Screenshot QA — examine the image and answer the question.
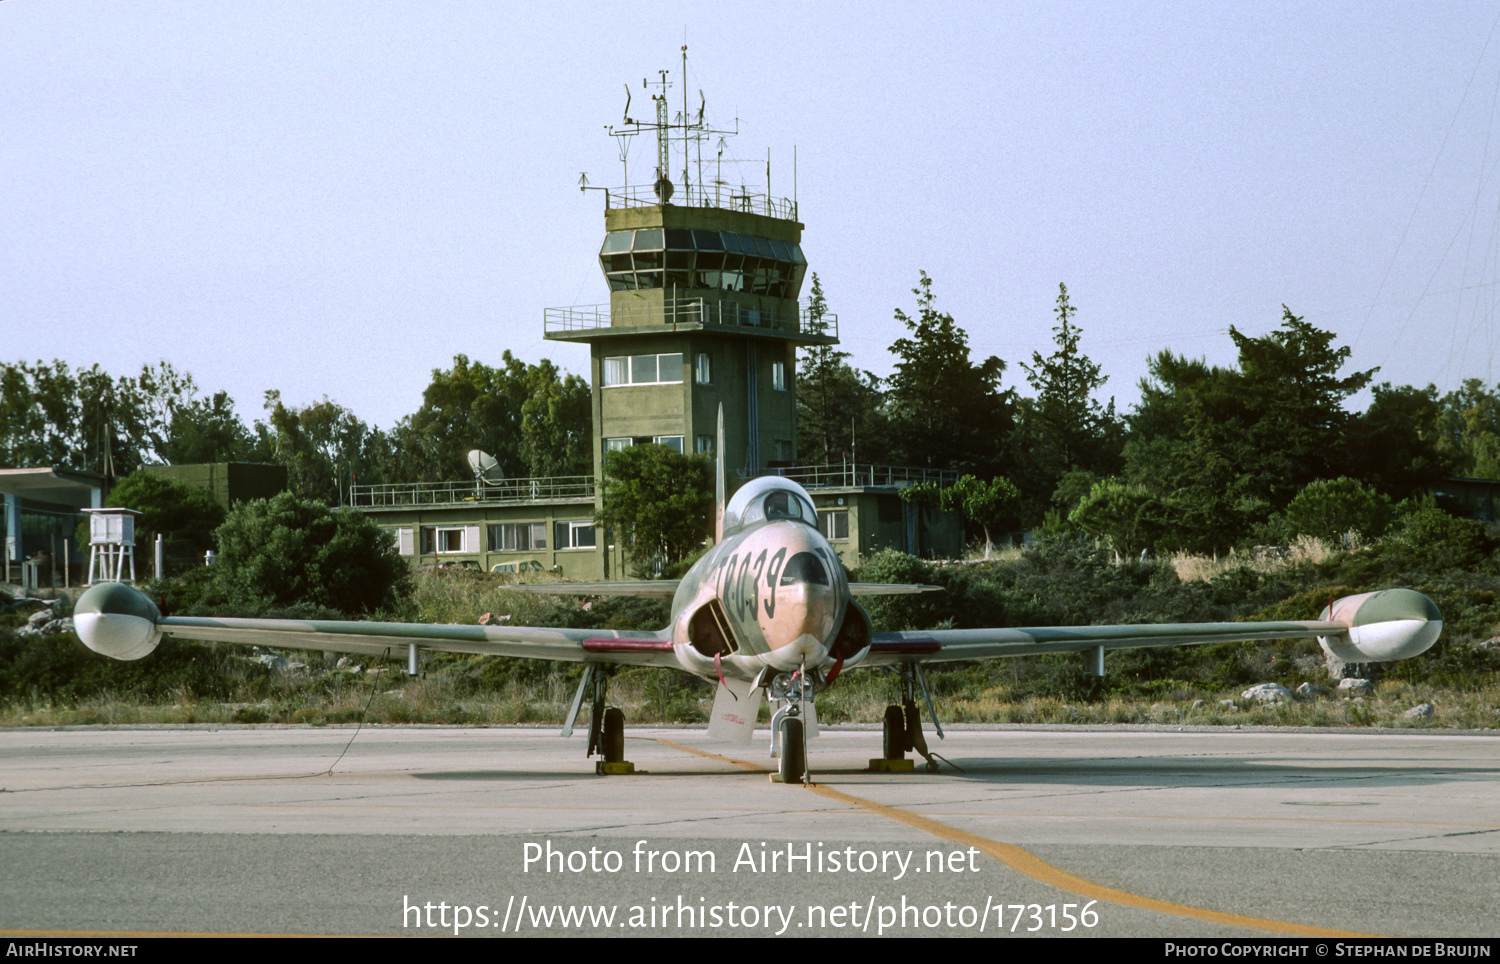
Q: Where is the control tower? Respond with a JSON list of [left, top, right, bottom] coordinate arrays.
[[544, 52, 838, 485]]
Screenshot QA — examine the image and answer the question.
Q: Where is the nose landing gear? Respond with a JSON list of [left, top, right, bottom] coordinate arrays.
[[768, 667, 813, 784]]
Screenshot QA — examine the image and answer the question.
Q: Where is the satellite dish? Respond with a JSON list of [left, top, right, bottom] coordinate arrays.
[[467, 450, 504, 486]]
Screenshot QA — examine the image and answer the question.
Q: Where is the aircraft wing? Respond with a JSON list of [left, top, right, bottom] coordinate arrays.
[[861, 619, 1342, 666], [848, 583, 943, 596], [861, 588, 1443, 667], [503, 581, 939, 598], [505, 581, 681, 598], [74, 583, 678, 668]]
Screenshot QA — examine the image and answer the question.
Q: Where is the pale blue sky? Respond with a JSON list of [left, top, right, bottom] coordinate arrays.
[[7, 2, 1500, 429]]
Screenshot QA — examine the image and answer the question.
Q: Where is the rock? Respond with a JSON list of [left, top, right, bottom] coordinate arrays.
[[1294, 656, 1325, 676], [1243, 683, 1293, 703], [1404, 703, 1434, 719], [1337, 678, 1373, 697], [1295, 682, 1325, 699], [1218, 699, 1238, 711], [1191, 699, 1205, 710], [27, 608, 54, 627], [253, 655, 306, 673]]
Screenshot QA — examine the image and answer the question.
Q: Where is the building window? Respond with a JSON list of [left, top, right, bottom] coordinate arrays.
[[421, 525, 477, 554], [603, 354, 684, 387], [487, 522, 546, 552], [818, 510, 849, 541], [555, 521, 597, 549], [394, 527, 414, 556], [772, 360, 787, 391], [653, 435, 684, 453], [696, 434, 714, 454], [695, 353, 712, 385], [775, 440, 793, 462], [608, 436, 684, 455]]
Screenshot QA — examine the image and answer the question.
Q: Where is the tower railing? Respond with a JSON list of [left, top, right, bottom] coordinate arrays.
[[598, 184, 797, 220], [748, 464, 961, 490], [544, 299, 837, 340], [350, 476, 595, 508]]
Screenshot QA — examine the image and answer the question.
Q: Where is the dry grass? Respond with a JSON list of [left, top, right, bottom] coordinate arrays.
[[4, 668, 1496, 729], [408, 567, 582, 626]]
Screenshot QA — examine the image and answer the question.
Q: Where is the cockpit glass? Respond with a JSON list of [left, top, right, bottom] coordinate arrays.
[[780, 552, 830, 587], [761, 491, 816, 525], [764, 491, 794, 519]]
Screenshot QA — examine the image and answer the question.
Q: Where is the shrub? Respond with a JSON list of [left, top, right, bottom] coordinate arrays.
[[1283, 477, 1393, 544], [212, 492, 409, 613]]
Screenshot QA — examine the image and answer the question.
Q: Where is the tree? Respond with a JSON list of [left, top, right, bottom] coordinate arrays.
[[81, 470, 227, 569], [1282, 477, 1393, 544], [0, 360, 200, 477], [1435, 378, 1500, 480], [902, 474, 1020, 558], [796, 274, 885, 465], [1228, 307, 1376, 501], [388, 352, 591, 484], [160, 390, 266, 465], [1019, 284, 1119, 471], [105, 471, 225, 543], [1121, 309, 1375, 552], [518, 361, 592, 478], [597, 444, 714, 577], [1068, 478, 1173, 559], [1346, 383, 1451, 499], [884, 272, 1012, 474], [1013, 283, 1121, 521], [212, 492, 409, 613], [261, 392, 391, 505]]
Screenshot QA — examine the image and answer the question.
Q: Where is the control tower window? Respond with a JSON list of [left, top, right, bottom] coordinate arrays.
[[772, 361, 787, 392], [695, 353, 712, 385], [598, 229, 805, 298], [603, 354, 684, 387]]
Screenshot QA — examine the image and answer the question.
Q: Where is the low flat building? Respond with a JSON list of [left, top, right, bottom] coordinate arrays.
[[0, 465, 103, 583], [140, 462, 287, 508]]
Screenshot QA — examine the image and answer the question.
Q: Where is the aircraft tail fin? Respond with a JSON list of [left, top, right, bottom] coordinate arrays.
[[714, 403, 725, 544]]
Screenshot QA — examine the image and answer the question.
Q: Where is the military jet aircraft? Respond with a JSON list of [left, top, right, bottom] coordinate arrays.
[[72, 420, 1444, 783]]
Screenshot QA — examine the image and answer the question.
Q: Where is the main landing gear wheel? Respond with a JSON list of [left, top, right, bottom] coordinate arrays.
[[778, 716, 806, 784], [882, 705, 908, 760], [602, 707, 625, 764]]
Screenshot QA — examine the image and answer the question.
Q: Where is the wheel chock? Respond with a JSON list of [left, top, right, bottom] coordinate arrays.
[[867, 758, 916, 773], [595, 760, 636, 775]]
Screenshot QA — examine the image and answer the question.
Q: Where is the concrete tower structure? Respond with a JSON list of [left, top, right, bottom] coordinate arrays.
[[544, 58, 837, 486], [351, 57, 960, 576]]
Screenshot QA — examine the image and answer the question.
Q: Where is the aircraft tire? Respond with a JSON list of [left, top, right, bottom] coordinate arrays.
[[902, 701, 921, 753], [602, 707, 625, 763], [779, 716, 805, 784], [882, 705, 907, 759]]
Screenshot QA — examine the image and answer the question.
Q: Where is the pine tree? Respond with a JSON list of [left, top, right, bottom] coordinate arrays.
[[885, 272, 1011, 473], [1019, 283, 1116, 475]]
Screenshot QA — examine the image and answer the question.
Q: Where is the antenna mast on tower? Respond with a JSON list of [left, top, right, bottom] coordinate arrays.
[[603, 47, 737, 208]]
